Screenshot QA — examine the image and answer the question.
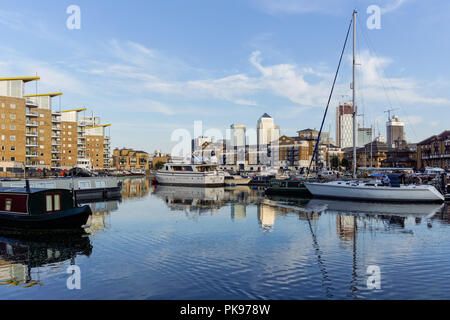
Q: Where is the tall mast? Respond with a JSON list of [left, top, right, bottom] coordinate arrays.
[[352, 10, 357, 179]]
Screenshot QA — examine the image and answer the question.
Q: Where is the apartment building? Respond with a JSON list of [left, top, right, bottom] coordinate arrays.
[[86, 124, 112, 170], [112, 148, 149, 171], [24, 93, 63, 169], [417, 131, 450, 170], [0, 76, 113, 172], [343, 137, 388, 168], [278, 129, 338, 170], [61, 109, 84, 169], [0, 77, 40, 170]]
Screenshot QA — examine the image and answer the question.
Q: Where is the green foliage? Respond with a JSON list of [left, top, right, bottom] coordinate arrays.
[[341, 158, 351, 170], [331, 156, 340, 170], [154, 161, 165, 170]]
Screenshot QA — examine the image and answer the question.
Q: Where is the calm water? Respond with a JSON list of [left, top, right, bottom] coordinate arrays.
[[1, 177, 450, 300]]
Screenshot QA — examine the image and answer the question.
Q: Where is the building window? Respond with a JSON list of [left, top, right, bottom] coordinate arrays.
[[46, 195, 53, 212], [10, 104, 16, 109], [10, 157, 15, 161], [10, 114, 16, 120], [10, 146, 15, 151], [10, 136, 15, 141], [10, 125, 15, 130], [5, 199, 12, 211]]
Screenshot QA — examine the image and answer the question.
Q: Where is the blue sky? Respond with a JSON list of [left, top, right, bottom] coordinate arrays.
[[1, 0, 449, 153]]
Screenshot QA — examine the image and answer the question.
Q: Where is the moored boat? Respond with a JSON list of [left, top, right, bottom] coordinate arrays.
[[0, 186, 92, 230], [304, 178, 445, 203], [154, 163, 225, 187], [0, 177, 122, 201], [224, 174, 252, 186], [265, 177, 312, 196]]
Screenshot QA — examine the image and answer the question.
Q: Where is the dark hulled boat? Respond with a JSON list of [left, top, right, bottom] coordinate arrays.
[[0, 186, 92, 230], [265, 177, 312, 197]]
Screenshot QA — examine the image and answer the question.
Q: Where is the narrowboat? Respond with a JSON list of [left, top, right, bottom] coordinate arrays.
[[0, 186, 92, 230], [0, 177, 122, 201]]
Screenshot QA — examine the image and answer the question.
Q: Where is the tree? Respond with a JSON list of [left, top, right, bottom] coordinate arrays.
[[331, 156, 340, 170], [154, 161, 165, 170], [341, 158, 351, 171]]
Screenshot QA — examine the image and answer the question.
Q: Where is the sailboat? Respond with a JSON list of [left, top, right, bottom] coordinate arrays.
[[304, 10, 444, 203]]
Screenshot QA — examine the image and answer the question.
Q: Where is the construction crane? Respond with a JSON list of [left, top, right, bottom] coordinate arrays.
[[384, 108, 399, 120]]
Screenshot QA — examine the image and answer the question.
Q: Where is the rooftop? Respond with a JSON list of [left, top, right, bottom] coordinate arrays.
[[0, 76, 40, 83]]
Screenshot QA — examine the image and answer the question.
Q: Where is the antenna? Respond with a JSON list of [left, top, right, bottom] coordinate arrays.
[[384, 108, 400, 120]]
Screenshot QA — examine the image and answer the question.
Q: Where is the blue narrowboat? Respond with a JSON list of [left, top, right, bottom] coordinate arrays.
[[0, 185, 92, 230]]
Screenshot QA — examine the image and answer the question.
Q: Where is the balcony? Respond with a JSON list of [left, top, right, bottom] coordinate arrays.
[[52, 141, 61, 146], [26, 109, 38, 117], [52, 134, 61, 139], [26, 131, 38, 137], [52, 157, 62, 161], [52, 126, 61, 131], [26, 121, 38, 127], [25, 99, 38, 108], [26, 152, 38, 158], [52, 149, 61, 154], [26, 141, 38, 147]]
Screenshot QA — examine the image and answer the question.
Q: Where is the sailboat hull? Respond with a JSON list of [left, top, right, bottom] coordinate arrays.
[[304, 182, 445, 203]]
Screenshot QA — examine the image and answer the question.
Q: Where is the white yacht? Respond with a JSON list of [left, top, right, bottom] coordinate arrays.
[[305, 180, 444, 203], [155, 163, 225, 187]]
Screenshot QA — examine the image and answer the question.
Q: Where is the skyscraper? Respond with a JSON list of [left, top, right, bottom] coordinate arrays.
[[336, 102, 357, 149], [231, 124, 246, 148], [231, 124, 246, 166], [257, 113, 280, 165], [386, 115, 405, 148]]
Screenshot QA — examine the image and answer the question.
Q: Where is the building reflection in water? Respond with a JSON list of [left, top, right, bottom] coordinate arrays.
[[257, 203, 276, 231], [152, 185, 227, 219], [121, 177, 150, 200], [0, 232, 92, 288], [231, 203, 246, 221], [152, 184, 448, 237], [84, 200, 120, 234], [336, 215, 357, 242]]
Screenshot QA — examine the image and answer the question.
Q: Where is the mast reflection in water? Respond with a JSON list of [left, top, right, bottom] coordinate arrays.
[[0, 178, 449, 299]]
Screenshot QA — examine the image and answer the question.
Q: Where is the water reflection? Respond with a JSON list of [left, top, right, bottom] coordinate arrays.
[[84, 200, 120, 234], [0, 231, 92, 288], [120, 177, 150, 200], [1, 181, 449, 299], [153, 185, 448, 235]]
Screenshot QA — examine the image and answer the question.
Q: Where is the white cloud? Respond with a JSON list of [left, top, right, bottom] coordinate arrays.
[[254, 0, 409, 15], [0, 10, 23, 30], [0, 48, 89, 96], [355, 50, 450, 107]]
